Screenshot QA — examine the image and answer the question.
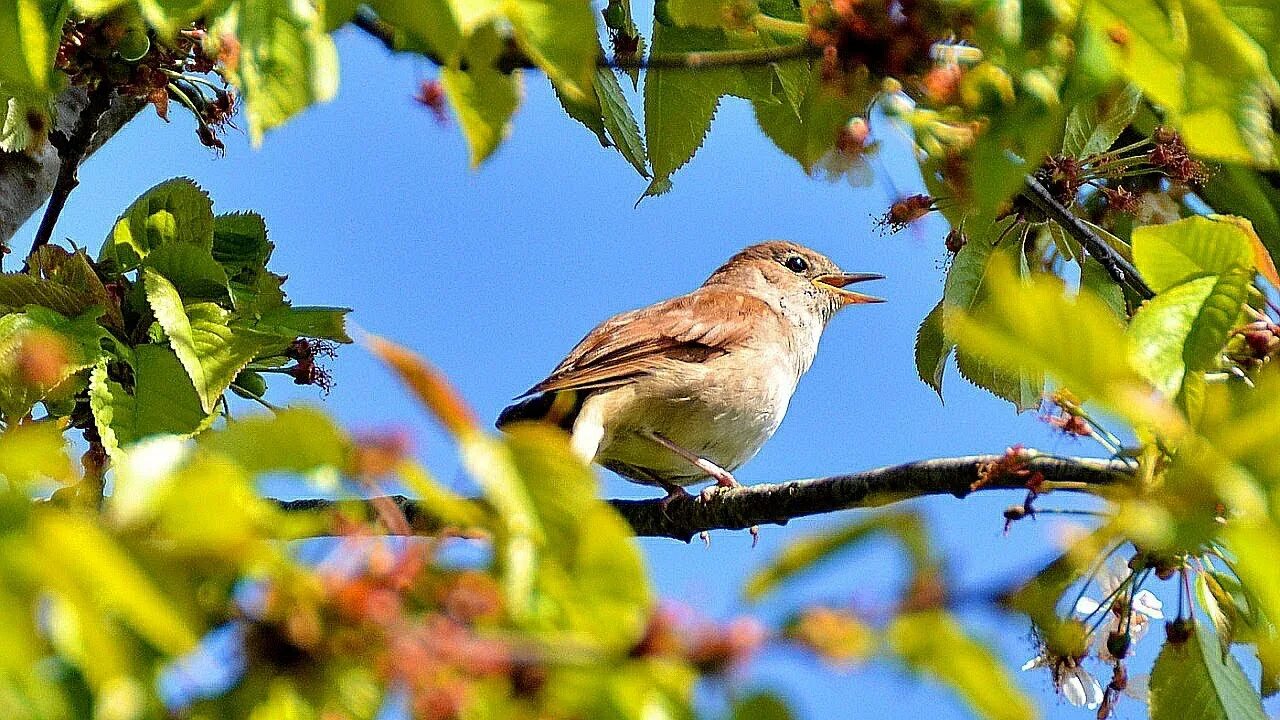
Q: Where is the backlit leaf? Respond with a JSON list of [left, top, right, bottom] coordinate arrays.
[[99, 178, 214, 271], [1149, 619, 1266, 720], [1132, 216, 1256, 293]]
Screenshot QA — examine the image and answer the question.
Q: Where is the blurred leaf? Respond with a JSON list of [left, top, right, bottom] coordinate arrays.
[[784, 607, 878, 666], [745, 511, 927, 601], [218, 0, 340, 144], [506, 0, 597, 104], [914, 301, 951, 399], [1128, 269, 1251, 399], [1149, 619, 1265, 720], [366, 334, 480, 436], [89, 349, 211, 456], [0, 422, 74, 484], [1213, 214, 1280, 288], [1062, 83, 1141, 157], [887, 610, 1037, 720], [32, 512, 200, 655], [200, 406, 350, 473], [0, 0, 68, 94], [442, 27, 520, 167], [135, 0, 228, 37], [99, 178, 214, 271], [1084, 0, 1276, 164], [1197, 572, 1237, 659], [145, 269, 283, 413], [731, 691, 794, 720], [1132, 215, 1257, 293]]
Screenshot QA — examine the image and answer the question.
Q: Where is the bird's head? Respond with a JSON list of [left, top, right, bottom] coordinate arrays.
[[704, 241, 884, 323]]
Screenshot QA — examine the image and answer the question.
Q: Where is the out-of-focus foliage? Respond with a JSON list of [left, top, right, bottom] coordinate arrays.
[[5, 0, 1280, 719]]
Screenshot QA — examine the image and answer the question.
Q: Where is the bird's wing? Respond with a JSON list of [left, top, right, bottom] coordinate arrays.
[[523, 287, 782, 396]]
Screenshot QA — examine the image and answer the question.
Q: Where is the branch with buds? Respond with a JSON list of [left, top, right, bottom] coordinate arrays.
[[272, 452, 1132, 543]]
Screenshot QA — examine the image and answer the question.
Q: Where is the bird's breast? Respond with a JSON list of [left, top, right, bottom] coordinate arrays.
[[590, 345, 803, 484]]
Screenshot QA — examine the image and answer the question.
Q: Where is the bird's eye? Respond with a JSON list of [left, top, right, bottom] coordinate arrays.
[[783, 256, 809, 274]]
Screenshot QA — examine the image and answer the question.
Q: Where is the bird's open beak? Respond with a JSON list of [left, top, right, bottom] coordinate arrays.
[[812, 272, 886, 305]]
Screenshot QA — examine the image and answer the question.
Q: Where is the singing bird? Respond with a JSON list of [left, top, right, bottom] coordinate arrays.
[[496, 241, 883, 503]]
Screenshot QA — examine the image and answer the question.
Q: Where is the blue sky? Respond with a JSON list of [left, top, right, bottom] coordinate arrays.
[[18, 29, 1194, 720]]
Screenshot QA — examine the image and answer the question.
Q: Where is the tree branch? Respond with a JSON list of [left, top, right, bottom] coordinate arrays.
[[1020, 175, 1155, 300], [0, 87, 143, 258], [271, 454, 1132, 542], [24, 81, 117, 267]]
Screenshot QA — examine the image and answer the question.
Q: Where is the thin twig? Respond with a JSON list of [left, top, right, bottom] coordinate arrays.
[[270, 454, 1131, 543], [350, 6, 818, 72], [1021, 175, 1155, 300], [24, 81, 117, 269]]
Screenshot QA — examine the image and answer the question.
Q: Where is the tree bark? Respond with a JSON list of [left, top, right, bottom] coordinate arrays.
[[271, 454, 1131, 542]]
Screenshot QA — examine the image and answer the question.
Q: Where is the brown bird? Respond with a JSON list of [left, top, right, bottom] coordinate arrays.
[[497, 241, 883, 503]]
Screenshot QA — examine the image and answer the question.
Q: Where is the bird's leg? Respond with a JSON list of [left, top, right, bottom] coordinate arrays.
[[641, 431, 740, 492]]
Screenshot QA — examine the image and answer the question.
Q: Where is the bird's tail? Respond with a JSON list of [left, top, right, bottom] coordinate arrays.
[[495, 390, 584, 431]]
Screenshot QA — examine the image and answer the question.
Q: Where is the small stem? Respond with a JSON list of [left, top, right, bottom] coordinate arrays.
[[1021, 175, 1154, 299], [752, 14, 810, 40], [608, 42, 819, 70], [24, 81, 116, 268]]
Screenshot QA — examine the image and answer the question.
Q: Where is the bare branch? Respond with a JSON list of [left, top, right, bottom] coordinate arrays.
[[271, 454, 1132, 542]]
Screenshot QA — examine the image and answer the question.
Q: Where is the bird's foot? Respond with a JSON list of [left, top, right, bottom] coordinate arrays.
[[658, 483, 692, 516]]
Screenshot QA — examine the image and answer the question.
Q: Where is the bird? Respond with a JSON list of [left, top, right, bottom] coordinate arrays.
[[496, 240, 884, 505]]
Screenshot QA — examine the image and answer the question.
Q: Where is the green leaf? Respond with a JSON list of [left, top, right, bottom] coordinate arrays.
[[200, 406, 350, 473], [641, 23, 734, 197], [597, 68, 649, 177], [219, 0, 340, 144], [1150, 620, 1266, 720], [887, 610, 1037, 720], [99, 178, 214, 271], [942, 237, 1042, 410], [1062, 83, 1141, 157], [745, 512, 928, 601], [914, 301, 951, 400], [0, 273, 96, 317], [753, 65, 864, 174], [1132, 215, 1257, 293], [1127, 269, 1252, 399], [504, 0, 597, 104], [0, 90, 47, 153], [947, 256, 1145, 421], [212, 211, 273, 273], [0, 306, 107, 420], [0, 0, 68, 95], [144, 269, 283, 413], [1222, 0, 1280, 82], [1080, 256, 1126, 319], [142, 243, 231, 302], [1198, 166, 1280, 272], [89, 349, 211, 456], [253, 305, 353, 343], [441, 24, 520, 167], [668, 0, 729, 27]]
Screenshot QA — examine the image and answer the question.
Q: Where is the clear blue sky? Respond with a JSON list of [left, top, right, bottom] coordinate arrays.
[[19, 30, 1202, 720]]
